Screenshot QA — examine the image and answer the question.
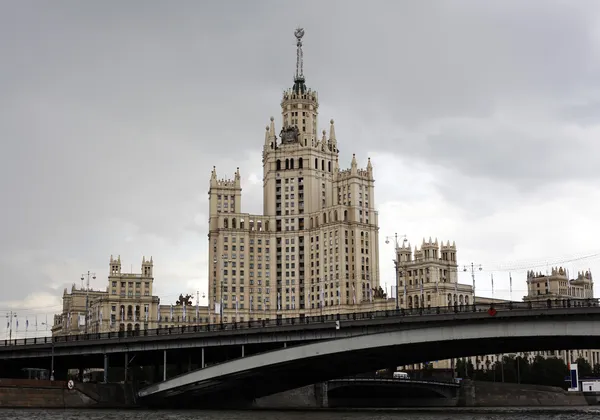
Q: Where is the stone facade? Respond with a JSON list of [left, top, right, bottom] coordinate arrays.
[[524, 266, 594, 301], [402, 265, 597, 374], [52, 256, 209, 336], [394, 238, 473, 309], [206, 30, 385, 324]]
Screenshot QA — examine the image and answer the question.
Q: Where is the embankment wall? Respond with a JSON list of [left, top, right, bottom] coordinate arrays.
[[0, 379, 136, 408], [459, 379, 588, 407]]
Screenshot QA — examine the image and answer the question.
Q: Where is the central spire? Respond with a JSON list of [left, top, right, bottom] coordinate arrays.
[[293, 27, 307, 94]]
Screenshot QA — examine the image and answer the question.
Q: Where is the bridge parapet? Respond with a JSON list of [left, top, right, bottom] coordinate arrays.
[[1, 298, 598, 349]]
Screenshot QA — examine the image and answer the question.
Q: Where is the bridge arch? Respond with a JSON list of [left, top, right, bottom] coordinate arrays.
[[139, 317, 600, 402]]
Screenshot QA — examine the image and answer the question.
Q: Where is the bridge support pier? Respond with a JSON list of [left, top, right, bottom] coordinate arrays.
[[103, 353, 108, 383], [241, 345, 245, 358], [201, 347, 204, 368], [123, 352, 129, 384], [283, 343, 287, 348], [163, 350, 167, 381]]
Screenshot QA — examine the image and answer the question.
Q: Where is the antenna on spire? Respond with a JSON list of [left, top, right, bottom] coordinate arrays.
[[294, 27, 305, 80]]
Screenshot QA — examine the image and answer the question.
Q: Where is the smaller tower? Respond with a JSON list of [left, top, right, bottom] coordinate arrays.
[[397, 241, 412, 264], [421, 237, 438, 260], [208, 166, 243, 226], [109, 255, 121, 275], [440, 240, 457, 263], [142, 256, 153, 278]]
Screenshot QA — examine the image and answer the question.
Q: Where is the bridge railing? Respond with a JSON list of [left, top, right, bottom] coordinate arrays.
[[1, 298, 598, 348], [331, 376, 459, 386]]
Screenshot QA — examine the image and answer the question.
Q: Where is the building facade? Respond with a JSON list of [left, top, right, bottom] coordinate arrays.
[[394, 238, 473, 309], [52, 256, 209, 336], [402, 265, 597, 376], [524, 267, 594, 301], [207, 29, 385, 324]]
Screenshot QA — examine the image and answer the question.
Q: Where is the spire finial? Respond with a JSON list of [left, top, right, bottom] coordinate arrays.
[[292, 28, 307, 94], [329, 119, 336, 143], [294, 27, 305, 80]]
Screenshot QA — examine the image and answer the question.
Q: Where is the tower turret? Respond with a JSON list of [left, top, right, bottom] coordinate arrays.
[[142, 255, 153, 278], [329, 119, 337, 152], [109, 255, 121, 275]]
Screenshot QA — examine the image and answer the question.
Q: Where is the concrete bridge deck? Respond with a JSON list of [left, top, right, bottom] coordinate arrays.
[[1, 299, 597, 360], [135, 305, 600, 407]]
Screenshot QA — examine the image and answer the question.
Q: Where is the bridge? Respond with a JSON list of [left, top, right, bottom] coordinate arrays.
[[0, 299, 598, 407], [326, 378, 460, 408]]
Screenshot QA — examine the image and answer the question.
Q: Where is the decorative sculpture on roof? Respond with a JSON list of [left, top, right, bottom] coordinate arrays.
[[176, 293, 194, 306], [373, 286, 387, 299], [280, 125, 300, 144]]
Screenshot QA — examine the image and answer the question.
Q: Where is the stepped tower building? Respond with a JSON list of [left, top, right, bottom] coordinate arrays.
[[207, 28, 382, 323]]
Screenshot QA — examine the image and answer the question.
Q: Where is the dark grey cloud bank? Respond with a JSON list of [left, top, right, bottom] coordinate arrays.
[[0, 1, 598, 316]]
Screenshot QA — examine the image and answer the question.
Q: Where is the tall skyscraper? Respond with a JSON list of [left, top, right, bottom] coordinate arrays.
[[207, 28, 380, 323]]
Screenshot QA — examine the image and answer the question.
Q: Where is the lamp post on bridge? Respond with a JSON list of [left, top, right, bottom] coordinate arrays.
[[463, 262, 482, 306], [215, 254, 231, 327], [385, 233, 408, 310], [5, 312, 17, 341], [81, 271, 96, 334]]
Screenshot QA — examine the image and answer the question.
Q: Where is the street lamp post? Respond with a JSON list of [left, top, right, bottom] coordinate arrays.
[[215, 255, 231, 327], [463, 262, 482, 306], [81, 271, 96, 334], [385, 233, 408, 310], [5, 312, 17, 341]]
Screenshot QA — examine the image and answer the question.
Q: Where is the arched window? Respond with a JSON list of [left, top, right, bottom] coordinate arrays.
[[334, 210, 338, 221], [315, 158, 318, 169], [299, 158, 303, 169], [328, 161, 331, 172], [276, 160, 281, 170], [265, 220, 269, 231], [240, 218, 245, 229], [285, 159, 289, 170], [232, 218, 237, 229], [323, 213, 327, 224], [321, 160, 325, 171], [344, 210, 348, 221], [224, 218, 229, 229], [290, 159, 294, 169]]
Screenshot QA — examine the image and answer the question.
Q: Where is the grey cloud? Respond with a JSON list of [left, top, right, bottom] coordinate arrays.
[[1, 1, 599, 313]]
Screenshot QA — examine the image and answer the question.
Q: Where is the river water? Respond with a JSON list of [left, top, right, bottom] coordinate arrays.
[[1, 409, 600, 420]]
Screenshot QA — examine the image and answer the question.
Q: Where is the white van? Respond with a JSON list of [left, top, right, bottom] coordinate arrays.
[[393, 371, 410, 379]]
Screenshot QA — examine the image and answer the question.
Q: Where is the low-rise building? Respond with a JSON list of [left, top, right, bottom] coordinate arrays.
[[402, 265, 597, 377], [52, 256, 211, 336], [395, 238, 473, 309]]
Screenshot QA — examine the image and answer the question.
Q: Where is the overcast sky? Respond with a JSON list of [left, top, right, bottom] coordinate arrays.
[[2, 0, 599, 337]]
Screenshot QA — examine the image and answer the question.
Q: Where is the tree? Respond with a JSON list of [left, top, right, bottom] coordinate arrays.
[[470, 355, 569, 388], [421, 362, 434, 378], [575, 357, 593, 378], [455, 358, 466, 378], [593, 363, 600, 375]]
